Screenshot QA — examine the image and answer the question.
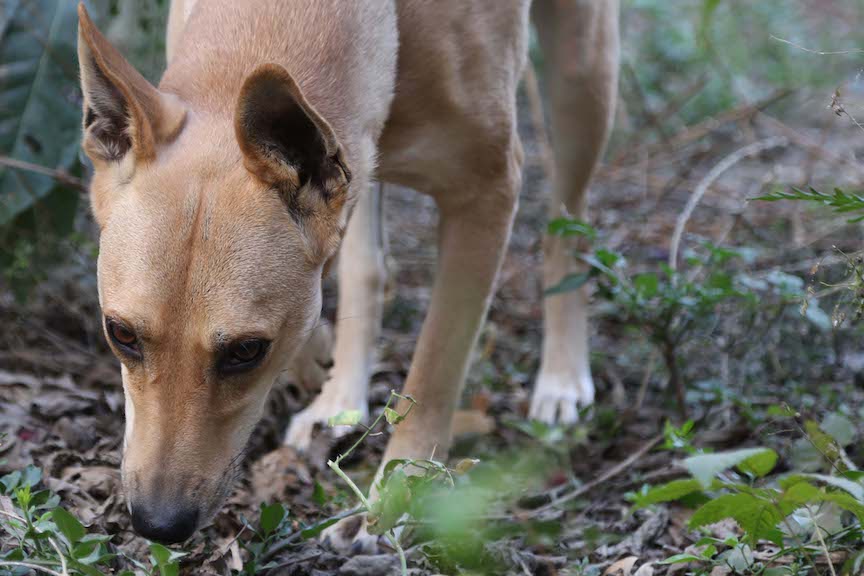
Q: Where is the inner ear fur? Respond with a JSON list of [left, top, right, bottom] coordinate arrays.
[[235, 64, 352, 263]]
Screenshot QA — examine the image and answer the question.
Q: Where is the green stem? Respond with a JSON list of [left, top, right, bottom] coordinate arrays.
[[327, 460, 372, 511], [385, 531, 408, 575], [326, 391, 415, 576]]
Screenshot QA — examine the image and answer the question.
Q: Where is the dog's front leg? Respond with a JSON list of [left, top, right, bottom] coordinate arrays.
[[285, 183, 385, 449], [324, 148, 522, 553]]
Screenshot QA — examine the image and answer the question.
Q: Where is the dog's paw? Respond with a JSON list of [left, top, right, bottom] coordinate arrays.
[[321, 514, 382, 555], [287, 322, 333, 393], [529, 370, 594, 424], [283, 390, 368, 451]]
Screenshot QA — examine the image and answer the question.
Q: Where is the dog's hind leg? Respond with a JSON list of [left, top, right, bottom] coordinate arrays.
[[529, 0, 620, 424], [284, 183, 386, 449]]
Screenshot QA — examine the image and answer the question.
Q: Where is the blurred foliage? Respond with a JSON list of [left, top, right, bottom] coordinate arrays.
[[621, 0, 861, 128], [0, 0, 168, 300]]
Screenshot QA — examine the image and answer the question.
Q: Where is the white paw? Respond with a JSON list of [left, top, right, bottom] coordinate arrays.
[[283, 389, 368, 451], [321, 512, 407, 556], [286, 323, 333, 393], [529, 370, 594, 424], [321, 514, 382, 555]]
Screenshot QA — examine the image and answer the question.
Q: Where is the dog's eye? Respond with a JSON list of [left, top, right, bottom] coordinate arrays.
[[220, 339, 269, 374], [106, 318, 141, 359]]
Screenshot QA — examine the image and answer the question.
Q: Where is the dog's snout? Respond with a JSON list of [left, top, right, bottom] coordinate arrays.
[[131, 502, 198, 544]]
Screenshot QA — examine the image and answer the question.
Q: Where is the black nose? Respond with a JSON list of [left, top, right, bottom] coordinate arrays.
[[131, 503, 198, 544]]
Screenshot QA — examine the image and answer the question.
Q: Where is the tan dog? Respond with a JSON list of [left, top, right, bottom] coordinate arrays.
[[77, 0, 618, 547]]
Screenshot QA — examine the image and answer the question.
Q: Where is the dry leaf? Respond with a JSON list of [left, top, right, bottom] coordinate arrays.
[[604, 556, 639, 576]]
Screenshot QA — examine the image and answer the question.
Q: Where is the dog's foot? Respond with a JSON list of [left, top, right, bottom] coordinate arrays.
[[286, 322, 333, 393], [284, 387, 368, 451], [529, 370, 594, 424], [321, 514, 382, 555]]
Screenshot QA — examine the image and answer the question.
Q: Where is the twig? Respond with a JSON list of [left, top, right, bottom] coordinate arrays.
[[770, 35, 864, 56], [635, 351, 658, 411], [830, 90, 864, 135], [263, 550, 322, 574], [527, 433, 663, 517], [607, 89, 791, 168], [0, 156, 86, 192], [0, 509, 26, 523], [260, 507, 362, 562], [669, 137, 787, 270], [211, 524, 247, 564], [756, 112, 864, 177], [808, 508, 838, 576], [47, 537, 69, 576], [0, 508, 67, 574]]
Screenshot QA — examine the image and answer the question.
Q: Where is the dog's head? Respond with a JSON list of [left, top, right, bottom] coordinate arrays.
[[77, 6, 350, 543]]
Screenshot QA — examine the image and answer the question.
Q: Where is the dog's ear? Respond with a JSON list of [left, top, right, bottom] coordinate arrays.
[[235, 64, 352, 264], [77, 3, 185, 165]]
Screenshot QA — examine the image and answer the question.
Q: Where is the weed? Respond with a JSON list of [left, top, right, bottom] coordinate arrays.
[[631, 413, 863, 575]]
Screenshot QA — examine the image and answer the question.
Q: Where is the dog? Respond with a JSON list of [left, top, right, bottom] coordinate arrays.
[[76, 0, 619, 547]]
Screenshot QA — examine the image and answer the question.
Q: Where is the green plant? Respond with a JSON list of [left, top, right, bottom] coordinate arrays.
[[755, 187, 864, 223], [662, 419, 700, 455], [0, 465, 121, 575], [630, 415, 864, 575], [755, 186, 864, 325], [547, 218, 792, 416]]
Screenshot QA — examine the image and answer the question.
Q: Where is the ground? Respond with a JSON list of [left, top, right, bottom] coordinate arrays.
[[3, 39, 864, 576]]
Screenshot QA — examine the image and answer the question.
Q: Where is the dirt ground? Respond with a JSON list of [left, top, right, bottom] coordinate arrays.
[[2, 74, 864, 575]]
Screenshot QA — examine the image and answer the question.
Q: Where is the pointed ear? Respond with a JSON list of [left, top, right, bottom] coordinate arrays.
[[235, 64, 352, 263], [77, 3, 185, 164]]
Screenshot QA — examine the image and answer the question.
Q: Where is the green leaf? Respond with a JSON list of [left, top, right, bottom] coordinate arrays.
[[689, 493, 784, 546], [659, 553, 705, 565], [0, 0, 82, 225], [300, 516, 343, 539], [820, 412, 856, 447], [752, 187, 864, 223], [51, 507, 86, 544], [367, 469, 411, 536], [547, 217, 596, 240], [842, 548, 864, 576], [778, 480, 821, 513], [790, 473, 864, 501], [312, 481, 328, 507], [633, 273, 659, 299], [259, 502, 286, 537], [593, 249, 621, 269], [384, 407, 404, 425], [633, 479, 704, 508], [149, 543, 185, 576], [545, 272, 590, 295], [821, 492, 864, 523], [21, 465, 41, 488], [803, 420, 847, 471], [738, 449, 779, 478], [0, 470, 21, 493], [684, 447, 777, 487], [328, 410, 362, 427], [67, 559, 107, 576]]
